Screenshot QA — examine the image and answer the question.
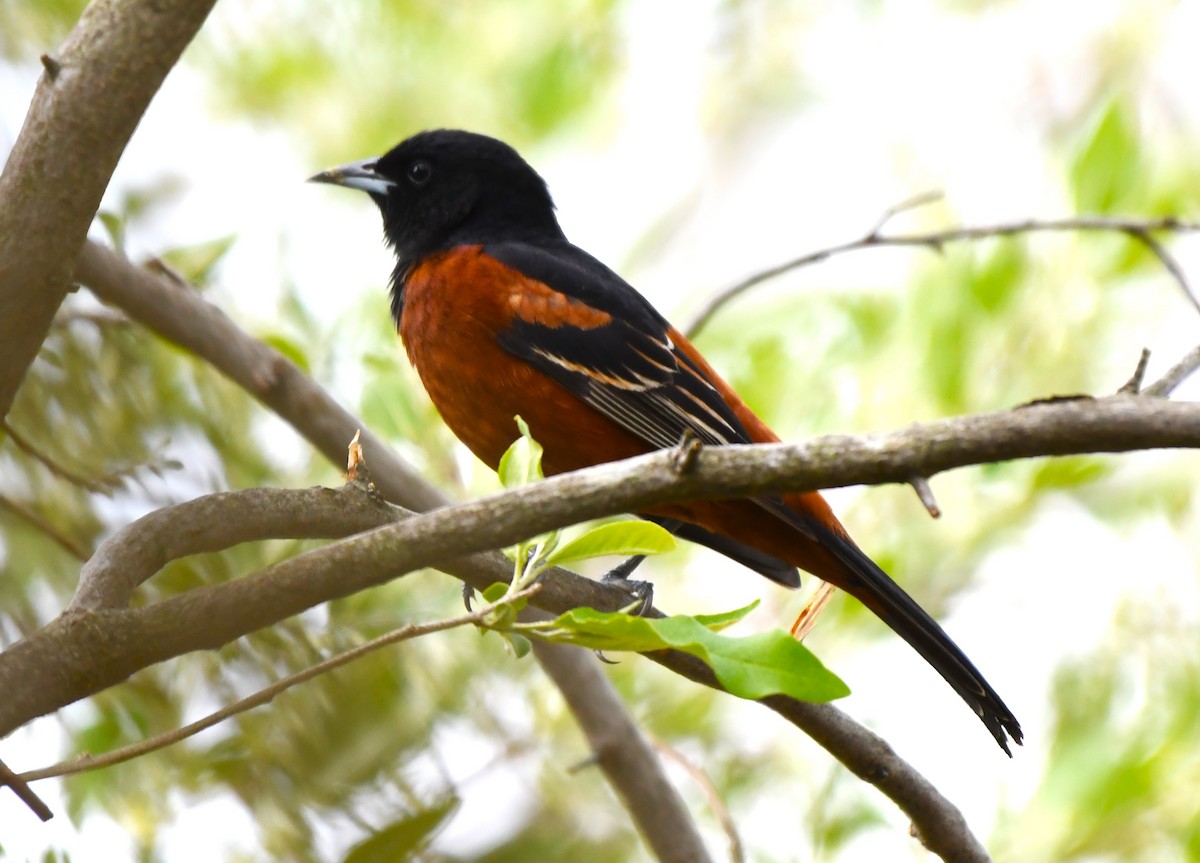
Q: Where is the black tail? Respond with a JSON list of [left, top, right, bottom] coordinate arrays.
[[817, 523, 1022, 754]]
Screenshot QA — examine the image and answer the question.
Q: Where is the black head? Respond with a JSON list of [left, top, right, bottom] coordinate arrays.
[[309, 129, 566, 271]]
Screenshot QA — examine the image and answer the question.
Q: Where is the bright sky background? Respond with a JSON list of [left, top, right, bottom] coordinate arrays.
[[2, 0, 1200, 860]]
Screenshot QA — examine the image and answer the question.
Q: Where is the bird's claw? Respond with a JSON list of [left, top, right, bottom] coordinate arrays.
[[593, 649, 620, 665], [602, 557, 654, 617]]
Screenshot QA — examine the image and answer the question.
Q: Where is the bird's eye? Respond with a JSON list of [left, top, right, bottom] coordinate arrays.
[[407, 160, 432, 186]]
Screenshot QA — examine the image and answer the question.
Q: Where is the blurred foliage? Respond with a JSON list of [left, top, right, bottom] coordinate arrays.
[[342, 797, 459, 863], [3, 1, 1200, 862], [0, 0, 88, 59], [193, 0, 623, 162], [995, 602, 1200, 862]]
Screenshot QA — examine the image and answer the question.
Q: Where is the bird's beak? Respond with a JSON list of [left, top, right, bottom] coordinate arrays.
[[307, 157, 395, 196]]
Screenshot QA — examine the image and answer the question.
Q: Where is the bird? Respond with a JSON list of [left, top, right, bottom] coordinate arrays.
[[310, 129, 1022, 754]]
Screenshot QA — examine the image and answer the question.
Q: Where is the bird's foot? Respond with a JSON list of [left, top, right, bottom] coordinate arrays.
[[602, 555, 654, 616]]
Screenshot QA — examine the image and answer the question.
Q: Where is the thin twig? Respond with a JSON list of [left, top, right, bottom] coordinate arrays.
[[0, 494, 90, 561], [672, 429, 703, 474], [684, 214, 1200, 337], [1144, 343, 1200, 397], [39, 53, 61, 81], [346, 429, 367, 482], [867, 190, 945, 237], [650, 735, 746, 863], [0, 758, 51, 821], [2, 419, 115, 494], [16, 586, 540, 784], [683, 210, 1200, 530], [1123, 227, 1195, 313]]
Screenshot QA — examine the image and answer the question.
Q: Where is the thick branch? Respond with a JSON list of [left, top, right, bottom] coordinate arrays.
[[71, 242, 1200, 861], [73, 240, 702, 862], [532, 634, 715, 863], [69, 486, 400, 611], [0, 0, 217, 417], [63, 242, 1200, 860], [60, 395, 1200, 624], [5, 393, 1199, 860], [74, 241, 446, 511], [6, 478, 971, 855]]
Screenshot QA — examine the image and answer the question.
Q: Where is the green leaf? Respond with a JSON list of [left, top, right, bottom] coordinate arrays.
[[543, 521, 676, 569], [697, 629, 847, 701], [691, 603, 764, 632], [481, 582, 510, 604], [260, 333, 311, 374], [549, 605, 849, 702], [96, 210, 125, 253], [157, 234, 237, 285], [968, 242, 1026, 313], [1032, 456, 1110, 490], [1071, 99, 1139, 213], [502, 631, 533, 659], [342, 797, 459, 863], [497, 416, 544, 488]]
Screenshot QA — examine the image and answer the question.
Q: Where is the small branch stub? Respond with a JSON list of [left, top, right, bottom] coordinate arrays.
[[1119, 348, 1153, 395], [346, 429, 373, 490], [671, 430, 703, 475], [908, 476, 942, 518], [39, 53, 61, 81]]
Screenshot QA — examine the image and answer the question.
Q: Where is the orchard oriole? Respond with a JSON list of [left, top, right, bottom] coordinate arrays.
[[311, 129, 1022, 753]]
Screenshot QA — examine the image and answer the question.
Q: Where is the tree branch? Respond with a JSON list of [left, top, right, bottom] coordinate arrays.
[[7, 391, 1200, 857], [18, 585, 541, 784], [0, 0, 218, 417], [1145, 343, 1200, 397], [648, 735, 746, 863], [6, 8, 1186, 853], [74, 241, 447, 512], [71, 240, 710, 862], [68, 485, 401, 612], [65, 239, 1200, 860], [58, 396, 1200, 630], [684, 214, 1200, 336], [0, 494, 90, 561], [1, 418, 117, 493], [647, 650, 991, 863], [532, 635, 716, 863]]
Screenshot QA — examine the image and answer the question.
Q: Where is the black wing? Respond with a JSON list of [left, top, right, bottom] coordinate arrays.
[[487, 240, 810, 585], [489, 239, 750, 450]]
